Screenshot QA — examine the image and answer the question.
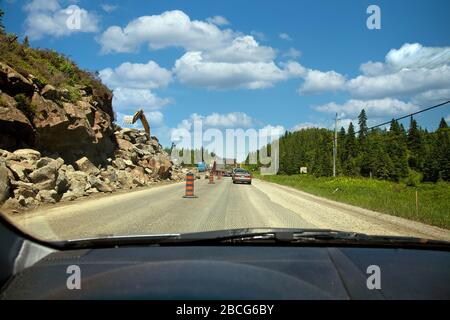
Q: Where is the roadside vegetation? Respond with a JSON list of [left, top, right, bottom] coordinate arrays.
[[0, 9, 111, 106], [255, 173, 450, 229], [248, 111, 450, 184], [246, 108, 449, 228]]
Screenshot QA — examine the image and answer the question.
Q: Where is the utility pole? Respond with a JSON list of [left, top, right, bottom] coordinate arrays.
[[333, 113, 338, 177]]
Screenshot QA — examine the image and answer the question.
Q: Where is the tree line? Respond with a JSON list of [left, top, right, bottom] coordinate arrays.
[[247, 110, 450, 184]]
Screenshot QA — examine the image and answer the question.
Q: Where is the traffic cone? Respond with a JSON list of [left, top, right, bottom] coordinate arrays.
[[209, 170, 215, 184], [183, 173, 197, 198]]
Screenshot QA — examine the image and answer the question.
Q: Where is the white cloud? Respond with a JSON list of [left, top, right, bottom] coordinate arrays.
[[315, 98, 419, 118], [203, 36, 276, 63], [411, 88, 450, 106], [259, 125, 285, 138], [283, 48, 302, 59], [279, 33, 292, 41], [347, 65, 450, 99], [23, 0, 99, 40], [291, 122, 325, 131], [299, 43, 450, 100], [100, 4, 118, 13], [206, 15, 230, 26], [203, 112, 254, 128], [250, 31, 267, 41], [299, 69, 347, 94], [99, 60, 174, 120], [99, 60, 172, 90], [98, 10, 305, 90], [112, 87, 172, 114], [147, 111, 164, 125], [174, 112, 255, 130], [174, 52, 304, 89], [361, 43, 450, 76], [117, 110, 164, 129], [98, 10, 235, 53], [385, 43, 450, 70]]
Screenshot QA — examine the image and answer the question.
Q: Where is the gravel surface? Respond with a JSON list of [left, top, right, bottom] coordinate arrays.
[[10, 178, 450, 241]]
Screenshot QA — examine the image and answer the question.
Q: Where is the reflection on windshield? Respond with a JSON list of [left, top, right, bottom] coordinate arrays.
[[0, 1, 449, 243]]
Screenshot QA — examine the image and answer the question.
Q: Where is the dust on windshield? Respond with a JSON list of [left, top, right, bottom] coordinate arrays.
[[0, 1, 449, 242]]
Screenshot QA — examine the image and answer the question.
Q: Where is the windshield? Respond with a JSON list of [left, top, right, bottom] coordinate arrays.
[[0, 0, 449, 244]]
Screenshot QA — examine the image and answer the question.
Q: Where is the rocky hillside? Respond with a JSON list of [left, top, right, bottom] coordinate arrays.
[[0, 34, 184, 212], [0, 129, 185, 211]]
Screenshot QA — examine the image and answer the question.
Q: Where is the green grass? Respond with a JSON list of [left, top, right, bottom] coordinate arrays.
[[256, 174, 450, 229]]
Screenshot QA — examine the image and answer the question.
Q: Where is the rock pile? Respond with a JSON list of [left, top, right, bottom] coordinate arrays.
[[0, 60, 190, 212], [0, 129, 187, 211]]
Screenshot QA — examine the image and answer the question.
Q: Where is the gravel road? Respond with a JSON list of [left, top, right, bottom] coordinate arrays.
[[10, 177, 450, 241]]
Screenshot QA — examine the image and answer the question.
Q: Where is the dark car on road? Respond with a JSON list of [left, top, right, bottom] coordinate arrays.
[[232, 168, 252, 184], [222, 170, 232, 177]]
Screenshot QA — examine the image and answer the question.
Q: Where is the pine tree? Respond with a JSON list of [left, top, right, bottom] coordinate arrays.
[[23, 36, 30, 48], [367, 129, 393, 179], [358, 109, 368, 145], [346, 122, 357, 158], [356, 110, 370, 176], [338, 127, 346, 171], [0, 9, 4, 33], [407, 117, 424, 170], [387, 119, 409, 181], [435, 119, 450, 180]]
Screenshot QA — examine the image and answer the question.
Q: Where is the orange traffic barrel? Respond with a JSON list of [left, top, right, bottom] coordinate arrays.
[[183, 173, 197, 198], [209, 170, 215, 184]]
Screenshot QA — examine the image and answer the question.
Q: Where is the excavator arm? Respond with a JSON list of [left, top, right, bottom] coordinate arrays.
[[131, 109, 151, 140]]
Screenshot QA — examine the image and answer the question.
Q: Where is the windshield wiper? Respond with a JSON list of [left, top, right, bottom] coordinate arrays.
[[57, 228, 450, 249]]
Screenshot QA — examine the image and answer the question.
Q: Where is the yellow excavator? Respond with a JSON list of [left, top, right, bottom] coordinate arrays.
[[124, 109, 151, 140]]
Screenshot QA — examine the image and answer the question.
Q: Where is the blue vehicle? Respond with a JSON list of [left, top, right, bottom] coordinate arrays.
[[197, 162, 207, 172]]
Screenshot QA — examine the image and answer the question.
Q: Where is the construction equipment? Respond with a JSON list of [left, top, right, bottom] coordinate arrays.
[[132, 109, 150, 140], [123, 109, 151, 140]]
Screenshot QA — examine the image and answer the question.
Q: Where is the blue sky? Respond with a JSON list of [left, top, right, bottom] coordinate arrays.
[[2, 0, 450, 155]]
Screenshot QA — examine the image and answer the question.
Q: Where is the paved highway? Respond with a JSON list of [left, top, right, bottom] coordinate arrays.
[[11, 177, 450, 241]]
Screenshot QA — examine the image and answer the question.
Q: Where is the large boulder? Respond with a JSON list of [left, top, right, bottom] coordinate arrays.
[[0, 160, 10, 203], [55, 170, 69, 194], [28, 158, 62, 191], [75, 157, 100, 175], [41, 84, 69, 101], [31, 89, 115, 164], [13, 149, 41, 161], [0, 62, 34, 97], [13, 183, 38, 199], [6, 160, 34, 182], [88, 175, 113, 193], [0, 93, 35, 150], [116, 170, 135, 189], [65, 171, 89, 198], [116, 138, 134, 152], [112, 158, 126, 170], [36, 189, 58, 204]]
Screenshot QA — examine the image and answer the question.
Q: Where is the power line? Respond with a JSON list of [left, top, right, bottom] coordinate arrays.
[[353, 100, 450, 135]]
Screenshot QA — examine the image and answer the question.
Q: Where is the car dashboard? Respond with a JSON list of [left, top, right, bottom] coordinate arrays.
[[1, 245, 449, 299]]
